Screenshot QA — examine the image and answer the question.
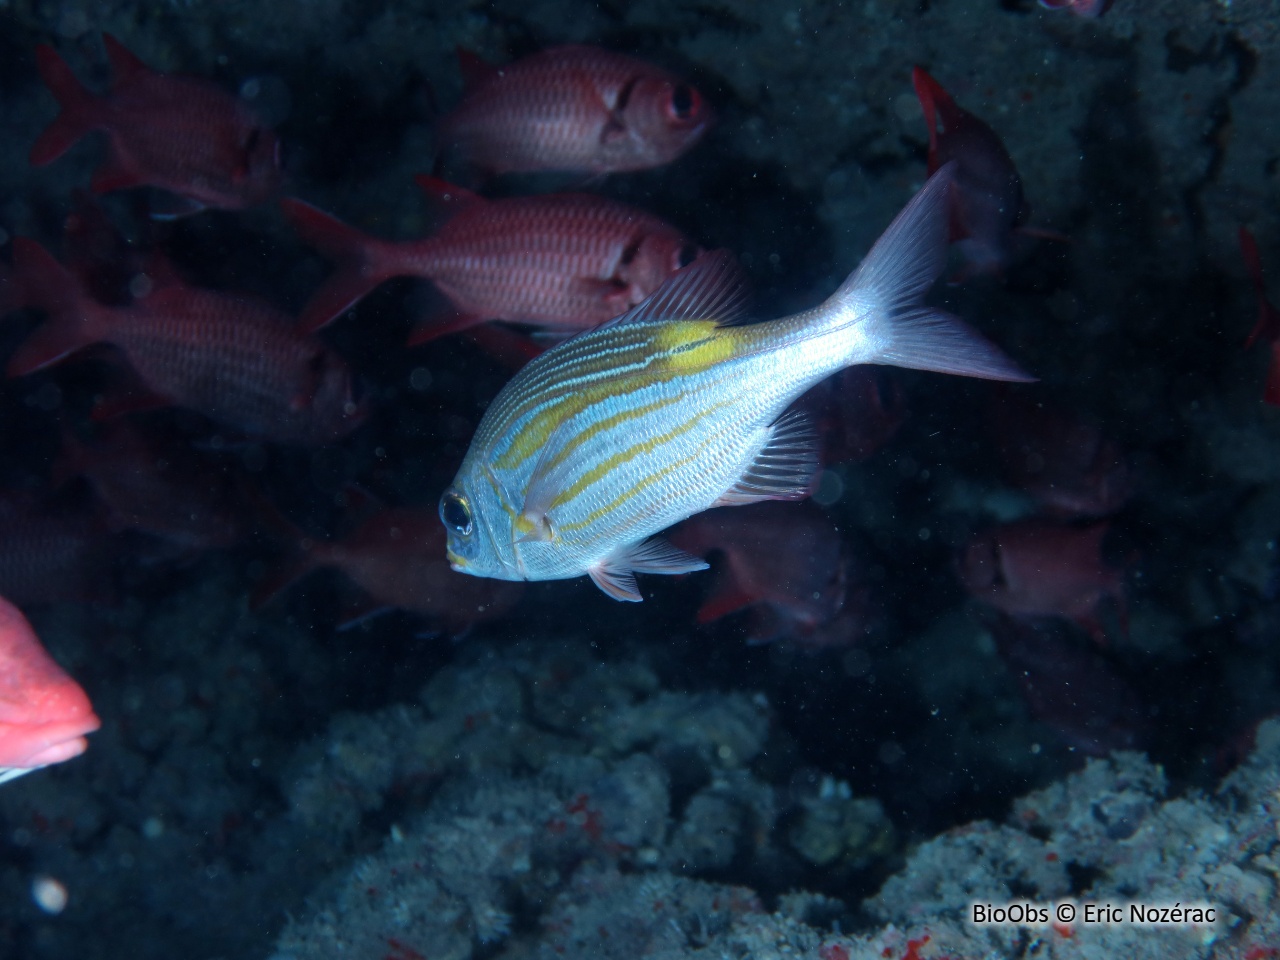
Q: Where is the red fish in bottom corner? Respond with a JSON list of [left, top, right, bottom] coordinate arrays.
[[30, 34, 281, 214], [911, 67, 1057, 279], [0, 595, 100, 785], [668, 502, 868, 649], [1240, 227, 1280, 405], [283, 178, 702, 341], [957, 519, 1128, 645]]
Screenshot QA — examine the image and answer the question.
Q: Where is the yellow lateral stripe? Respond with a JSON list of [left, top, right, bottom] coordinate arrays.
[[555, 397, 736, 529], [539, 390, 687, 477], [489, 323, 742, 473]]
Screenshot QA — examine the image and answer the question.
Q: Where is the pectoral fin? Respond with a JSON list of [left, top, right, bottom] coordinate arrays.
[[713, 408, 818, 507], [588, 537, 709, 602]]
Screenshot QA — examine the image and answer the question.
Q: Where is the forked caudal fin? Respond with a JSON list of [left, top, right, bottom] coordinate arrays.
[[281, 198, 403, 335], [830, 163, 1034, 383]]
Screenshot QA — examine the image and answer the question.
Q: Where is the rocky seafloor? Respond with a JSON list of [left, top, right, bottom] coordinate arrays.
[[1, 0, 1280, 958]]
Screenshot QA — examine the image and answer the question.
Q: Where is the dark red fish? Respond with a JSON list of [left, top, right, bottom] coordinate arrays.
[[52, 420, 253, 552], [0, 492, 113, 607], [4, 239, 367, 445], [912, 67, 1043, 279], [437, 45, 711, 176], [1240, 227, 1280, 405], [668, 502, 867, 649], [988, 388, 1132, 518], [254, 502, 523, 633], [957, 518, 1127, 644], [284, 177, 701, 340], [30, 34, 281, 213], [0, 594, 100, 785], [988, 616, 1147, 756]]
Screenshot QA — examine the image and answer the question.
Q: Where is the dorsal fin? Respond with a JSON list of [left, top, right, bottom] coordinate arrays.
[[102, 34, 152, 88], [603, 249, 749, 329], [455, 47, 498, 91]]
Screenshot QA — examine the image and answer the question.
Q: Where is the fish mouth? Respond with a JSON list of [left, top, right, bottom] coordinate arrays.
[[446, 548, 468, 572]]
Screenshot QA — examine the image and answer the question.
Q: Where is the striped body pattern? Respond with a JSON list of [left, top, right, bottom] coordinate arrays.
[[440, 167, 1032, 600], [286, 188, 699, 337], [438, 45, 711, 175], [98, 289, 361, 444]]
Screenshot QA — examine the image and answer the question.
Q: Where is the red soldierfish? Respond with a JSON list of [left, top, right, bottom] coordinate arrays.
[[988, 387, 1132, 519], [988, 617, 1147, 756], [0, 594, 100, 785], [668, 502, 867, 649], [437, 45, 711, 176], [0, 492, 113, 607], [254, 502, 523, 634], [912, 67, 1038, 279], [30, 34, 281, 214], [284, 177, 702, 341], [1240, 227, 1280, 405], [53, 421, 254, 552], [957, 519, 1127, 645], [4, 239, 367, 445]]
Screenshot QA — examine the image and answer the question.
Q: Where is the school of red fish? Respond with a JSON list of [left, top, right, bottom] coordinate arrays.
[[3, 12, 1256, 778]]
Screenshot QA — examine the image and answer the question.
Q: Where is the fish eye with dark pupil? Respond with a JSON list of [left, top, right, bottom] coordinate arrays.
[[670, 84, 694, 119], [439, 492, 473, 537]]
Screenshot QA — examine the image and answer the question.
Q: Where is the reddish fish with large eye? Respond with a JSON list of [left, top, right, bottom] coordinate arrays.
[[284, 177, 703, 341], [30, 34, 281, 214], [437, 45, 711, 176]]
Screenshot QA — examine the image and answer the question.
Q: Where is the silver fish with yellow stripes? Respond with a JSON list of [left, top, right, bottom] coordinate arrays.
[[439, 164, 1032, 601]]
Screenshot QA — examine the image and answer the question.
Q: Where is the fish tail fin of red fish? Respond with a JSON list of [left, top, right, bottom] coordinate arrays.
[[1263, 345, 1280, 406], [282, 198, 403, 333], [29, 44, 103, 167], [100, 34, 154, 87], [910, 66, 950, 163], [0, 262, 15, 316], [1239, 227, 1280, 348], [911, 66, 969, 168], [829, 163, 1033, 382], [5, 239, 106, 376], [249, 552, 321, 611], [242, 488, 330, 609], [454, 47, 498, 91]]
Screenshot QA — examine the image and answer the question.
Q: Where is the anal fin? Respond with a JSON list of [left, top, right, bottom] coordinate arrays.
[[713, 408, 818, 508], [588, 536, 709, 602]]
